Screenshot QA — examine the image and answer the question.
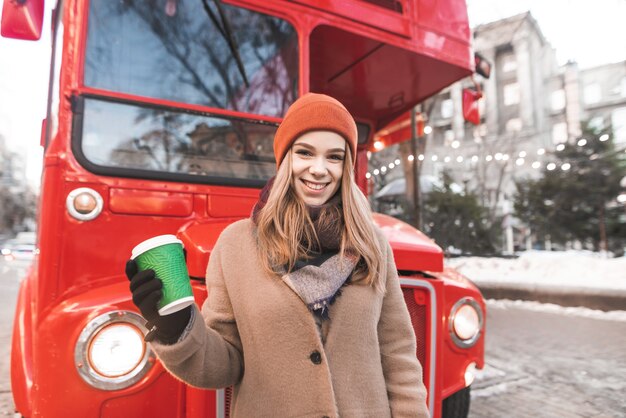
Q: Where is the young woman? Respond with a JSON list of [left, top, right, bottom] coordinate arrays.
[[126, 93, 430, 417]]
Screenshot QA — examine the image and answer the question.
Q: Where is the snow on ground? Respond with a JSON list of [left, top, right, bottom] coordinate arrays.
[[486, 299, 626, 322], [446, 250, 626, 291]]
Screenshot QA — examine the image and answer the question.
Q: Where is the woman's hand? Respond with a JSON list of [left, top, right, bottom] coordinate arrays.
[[125, 259, 191, 344]]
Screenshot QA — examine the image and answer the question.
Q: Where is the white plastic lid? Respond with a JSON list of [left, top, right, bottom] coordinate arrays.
[[159, 296, 195, 316], [131, 234, 183, 259]]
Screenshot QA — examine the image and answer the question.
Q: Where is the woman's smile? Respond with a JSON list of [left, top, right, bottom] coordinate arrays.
[[301, 179, 329, 191]]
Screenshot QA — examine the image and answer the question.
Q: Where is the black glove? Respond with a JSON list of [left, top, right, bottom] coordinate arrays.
[[125, 259, 191, 344]]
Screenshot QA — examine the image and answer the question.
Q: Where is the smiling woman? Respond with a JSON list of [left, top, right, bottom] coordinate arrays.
[[126, 93, 430, 417]]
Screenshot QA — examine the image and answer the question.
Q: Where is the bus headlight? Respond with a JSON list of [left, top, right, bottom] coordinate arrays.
[[449, 297, 483, 348], [66, 187, 103, 221], [75, 311, 154, 390]]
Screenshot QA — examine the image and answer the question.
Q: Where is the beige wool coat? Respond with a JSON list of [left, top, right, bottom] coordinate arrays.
[[151, 219, 429, 418]]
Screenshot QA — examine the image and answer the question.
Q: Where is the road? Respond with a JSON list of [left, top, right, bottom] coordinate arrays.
[[469, 300, 626, 418], [0, 262, 625, 417], [0, 259, 28, 416]]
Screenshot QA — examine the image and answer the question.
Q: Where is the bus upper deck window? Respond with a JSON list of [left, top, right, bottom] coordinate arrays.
[[84, 1, 298, 118]]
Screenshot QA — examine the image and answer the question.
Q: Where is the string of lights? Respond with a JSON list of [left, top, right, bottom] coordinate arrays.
[[366, 134, 625, 179]]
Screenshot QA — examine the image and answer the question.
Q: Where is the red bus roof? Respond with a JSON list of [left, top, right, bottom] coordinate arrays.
[[298, 0, 473, 129]]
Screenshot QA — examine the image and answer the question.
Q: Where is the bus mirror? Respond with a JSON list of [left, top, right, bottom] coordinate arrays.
[[474, 52, 491, 79], [1, 0, 44, 40]]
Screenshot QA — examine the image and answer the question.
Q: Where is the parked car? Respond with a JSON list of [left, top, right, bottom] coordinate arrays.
[[1, 232, 37, 261]]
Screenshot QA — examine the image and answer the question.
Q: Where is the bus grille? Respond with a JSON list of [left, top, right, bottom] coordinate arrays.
[[224, 387, 232, 417], [402, 287, 428, 373]]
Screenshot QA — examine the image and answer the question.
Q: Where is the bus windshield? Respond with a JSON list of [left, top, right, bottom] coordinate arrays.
[[84, 0, 298, 118], [76, 97, 277, 185]]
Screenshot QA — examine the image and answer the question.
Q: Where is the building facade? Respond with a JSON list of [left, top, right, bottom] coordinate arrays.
[[569, 61, 626, 143], [413, 12, 626, 211], [368, 12, 626, 251], [419, 12, 558, 210]]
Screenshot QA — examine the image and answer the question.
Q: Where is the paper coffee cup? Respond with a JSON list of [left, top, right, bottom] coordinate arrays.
[[131, 234, 194, 316]]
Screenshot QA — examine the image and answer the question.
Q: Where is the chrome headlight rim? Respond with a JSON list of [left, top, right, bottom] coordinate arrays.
[[75, 311, 154, 391], [66, 187, 103, 221], [449, 297, 483, 348]]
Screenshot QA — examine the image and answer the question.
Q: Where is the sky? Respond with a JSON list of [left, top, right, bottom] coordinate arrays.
[[466, 0, 626, 68], [0, 3, 51, 189], [1, 0, 626, 189]]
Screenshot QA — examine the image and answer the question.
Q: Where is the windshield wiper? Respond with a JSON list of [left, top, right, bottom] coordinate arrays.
[[201, 0, 250, 88]]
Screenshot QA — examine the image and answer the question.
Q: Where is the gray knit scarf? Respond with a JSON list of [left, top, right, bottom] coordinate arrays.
[[252, 177, 358, 319], [280, 251, 358, 319]]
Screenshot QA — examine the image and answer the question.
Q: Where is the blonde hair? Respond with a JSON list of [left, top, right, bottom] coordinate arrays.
[[255, 147, 384, 292]]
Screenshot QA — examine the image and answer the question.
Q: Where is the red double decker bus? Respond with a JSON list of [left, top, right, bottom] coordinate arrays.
[[3, 0, 485, 417]]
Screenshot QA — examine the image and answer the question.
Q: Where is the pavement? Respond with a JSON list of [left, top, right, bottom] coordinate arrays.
[[475, 281, 626, 311], [469, 303, 626, 418]]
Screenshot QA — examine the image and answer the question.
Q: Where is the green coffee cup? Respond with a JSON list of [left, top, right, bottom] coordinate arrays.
[[131, 234, 194, 316]]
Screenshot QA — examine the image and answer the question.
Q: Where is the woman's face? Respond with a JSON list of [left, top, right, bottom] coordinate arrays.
[[291, 130, 346, 206]]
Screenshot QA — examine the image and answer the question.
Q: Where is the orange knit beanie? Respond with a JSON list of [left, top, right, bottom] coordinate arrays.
[[273, 93, 358, 167]]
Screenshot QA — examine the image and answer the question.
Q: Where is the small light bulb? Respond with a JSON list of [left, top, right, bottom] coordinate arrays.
[[74, 193, 97, 214]]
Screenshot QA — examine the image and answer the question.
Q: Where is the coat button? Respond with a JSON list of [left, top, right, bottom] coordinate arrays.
[[310, 350, 322, 365]]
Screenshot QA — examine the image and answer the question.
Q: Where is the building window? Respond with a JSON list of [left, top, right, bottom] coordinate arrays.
[[478, 94, 486, 117], [506, 118, 522, 133], [588, 116, 604, 131], [503, 82, 520, 106], [441, 98, 454, 119], [444, 129, 455, 146], [552, 122, 568, 144], [477, 123, 487, 138], [501, 54, 517, 73], [611, 107, 626, 144], [551, 89, 565, 111], [584, 84, 601, 105]]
